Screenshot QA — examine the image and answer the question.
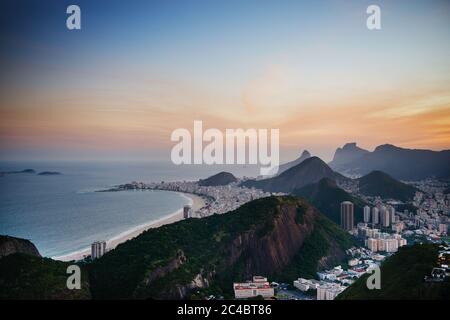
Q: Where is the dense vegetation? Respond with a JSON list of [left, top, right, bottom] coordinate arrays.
[[337, 244, 450, 300], [357, 170, 417, 201], [89, 197, 278, 299], [88, 196, 352, 299], [0, 253, 91, 299], [293, 178, 367, 224], [0, 196, 353, 300]]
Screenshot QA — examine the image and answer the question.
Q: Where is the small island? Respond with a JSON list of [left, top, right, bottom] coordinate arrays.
[[38, 171, 62, 176], [0, 169, 36, 175], [0, 169, 62, 177]]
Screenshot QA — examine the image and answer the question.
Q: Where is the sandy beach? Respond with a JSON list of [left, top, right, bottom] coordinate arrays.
[[54, 192, 206, 262]]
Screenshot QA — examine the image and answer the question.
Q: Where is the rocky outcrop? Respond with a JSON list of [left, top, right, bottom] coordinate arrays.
[[88, 196, 353, 299], [0, 235, 41, 259], [142, 250, 186, 286], [329, 142, 369, 172], [225, 201, 316, 277], [330, 143, 450, 180]]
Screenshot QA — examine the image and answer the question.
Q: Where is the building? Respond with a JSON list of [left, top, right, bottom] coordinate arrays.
[[367, 228, 379, 238], [183, 205, 192, 219], [392, 222, 404, 234], [341, 201, 354, 231], [91, 241, 106, 260], [317, 283, 344, 300], [380, 206, 390, 228], [293, 278, 321, 292], [367, 238, 378, 252], [388, 206, 396, 224], [377, 238, 386, 251], [397, 238, 407, 247], [385, 239, 399, 253], [233, 276, 274, 299], [363, 206, 371, 223], [293, 279, 310, 291], [372, 207, 379, 225]]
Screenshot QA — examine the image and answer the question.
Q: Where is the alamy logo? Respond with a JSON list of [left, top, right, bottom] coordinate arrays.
[[366, 266, 381, 290], [171, 121, 279, 176], [366, 5, 381, 30], [66, 265, 81, 289], [66, 5, 81, 30]]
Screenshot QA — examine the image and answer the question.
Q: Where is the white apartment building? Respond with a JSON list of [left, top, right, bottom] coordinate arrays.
[[294, 278, 321, 292], [367, 238, 378, 252], [363, 206, 371, 223], [317, 284, 344, 300], [91, 240, 106, 260], [385, 239, 399, 252], [233, 276, 274, 299]]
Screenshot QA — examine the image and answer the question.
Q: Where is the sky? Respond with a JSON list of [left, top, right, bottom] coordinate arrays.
[[0, 0, 449, 162]]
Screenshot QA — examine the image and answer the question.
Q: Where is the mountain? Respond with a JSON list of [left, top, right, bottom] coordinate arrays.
[[198, 172, 237, 186], [357, 171, 417, 201], [0, 253, 91, 299], [0, 235, 41, 259], [89, 196, 352, 299], [0, 235, 90, 299], [293, 178, 366, 224], [0, 197, 352, 300], [241, 157, 349, 193], [276, 150, 311, 175], [330, 143, 450, 180], [329, 143, 369, 172], [338, 244, 450, 300]]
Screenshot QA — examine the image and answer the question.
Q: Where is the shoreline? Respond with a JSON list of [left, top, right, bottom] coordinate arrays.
[[53, 191, 206, 262]]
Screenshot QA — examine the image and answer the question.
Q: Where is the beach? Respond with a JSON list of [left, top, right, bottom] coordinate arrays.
[[54, 192, 206, 261]]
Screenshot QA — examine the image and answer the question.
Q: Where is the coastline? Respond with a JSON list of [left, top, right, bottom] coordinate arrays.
[[53, 191, 206, 262]]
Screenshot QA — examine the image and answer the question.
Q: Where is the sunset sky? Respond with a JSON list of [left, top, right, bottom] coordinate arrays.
[[1, 0, 449, 162]]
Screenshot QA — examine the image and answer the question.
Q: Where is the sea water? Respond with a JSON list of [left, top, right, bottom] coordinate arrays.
[[0, 161, 259, 258]]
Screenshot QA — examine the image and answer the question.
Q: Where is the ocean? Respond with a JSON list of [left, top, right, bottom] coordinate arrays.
[[0, 161, 260, 258]]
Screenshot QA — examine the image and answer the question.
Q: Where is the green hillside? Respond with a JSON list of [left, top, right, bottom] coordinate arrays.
[[88, 196, 352, 299], [0, 253, 91, 300], [358, 171, 417, 201], [293, 178, 367, 224], [337, 244, 450, 300]]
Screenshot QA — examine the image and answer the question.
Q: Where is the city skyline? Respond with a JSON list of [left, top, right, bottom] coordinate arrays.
[[0, 0, 449, 162]]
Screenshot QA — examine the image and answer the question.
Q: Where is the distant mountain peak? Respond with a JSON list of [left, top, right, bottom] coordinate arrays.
[[300, 156, 327, 166], [300, 150, 311, 157], [275, 149, 311, 175], [242, 156, 348, 193], [374, 144, 401, 152], [342, 142, 359, 149], [335, 142, 369, 154], [331, 143, 450, 180], [329, 143, 369, 171]]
